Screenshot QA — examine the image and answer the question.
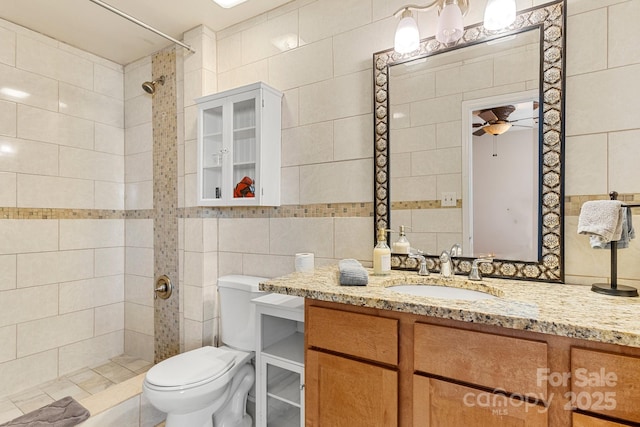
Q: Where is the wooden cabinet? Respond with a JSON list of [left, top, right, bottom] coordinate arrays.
[[304, 299, 640, 427], [306, 350, 397, 427], [413, 375, 547, 426], [571, 347, 640, 424], [305, 305, 399, 426], [196, 82, 282, 206]]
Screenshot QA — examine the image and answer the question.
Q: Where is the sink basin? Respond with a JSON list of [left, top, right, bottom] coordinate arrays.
[[387, 285, 497, 301]]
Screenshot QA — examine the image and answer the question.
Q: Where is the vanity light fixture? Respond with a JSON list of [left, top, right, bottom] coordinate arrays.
[[484, 0, 517, 31], [393, 0, 517, 54]]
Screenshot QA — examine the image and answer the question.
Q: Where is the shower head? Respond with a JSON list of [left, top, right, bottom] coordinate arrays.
[[142, 75, 165, 94]]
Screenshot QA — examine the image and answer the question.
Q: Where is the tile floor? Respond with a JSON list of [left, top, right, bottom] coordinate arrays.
[[0, 355, 152, 424]]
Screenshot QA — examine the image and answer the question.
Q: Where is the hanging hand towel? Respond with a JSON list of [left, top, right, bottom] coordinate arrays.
[[338, 259, 369, 286], [591, 206, 636, 249], [577, 200, 624, 248]]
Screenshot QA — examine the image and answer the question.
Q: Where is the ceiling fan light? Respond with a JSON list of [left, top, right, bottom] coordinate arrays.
[[483, 0, 517, 31], [484, 122, 512, 135], [395, 10, 420, 54], [436, 3, 464, 44]]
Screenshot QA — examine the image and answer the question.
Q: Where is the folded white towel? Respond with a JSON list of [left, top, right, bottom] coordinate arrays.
[[578, 200, 624, 246]]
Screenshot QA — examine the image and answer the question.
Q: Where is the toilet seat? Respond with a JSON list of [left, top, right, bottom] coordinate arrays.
[[145, 346, 238, 391]]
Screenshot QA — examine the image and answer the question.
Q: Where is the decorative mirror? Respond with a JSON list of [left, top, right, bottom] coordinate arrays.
[[373, 1, 565, 282]]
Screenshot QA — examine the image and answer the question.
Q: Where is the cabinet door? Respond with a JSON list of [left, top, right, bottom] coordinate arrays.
[[263, 358, 303, 427], [306, 350, 397, 427], [413, 375, 547, 426], [572, 412, 629, 427], [571, 348, 640, 423], [197, 89, 260, 205], [200, 102, 225, 201], [229, 93, 258, 201]]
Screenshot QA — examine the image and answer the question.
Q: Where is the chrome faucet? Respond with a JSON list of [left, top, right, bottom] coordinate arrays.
[[450, 243, 462, 257], [409, 251, 429, 276], [439, 250, 453, 278], [468, 257, 494, 281]]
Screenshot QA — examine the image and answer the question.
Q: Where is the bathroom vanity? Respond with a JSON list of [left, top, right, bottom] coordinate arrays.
[[260, 267, 640, 426]]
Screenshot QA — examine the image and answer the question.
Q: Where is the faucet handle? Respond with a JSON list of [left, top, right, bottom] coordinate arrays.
[[408, 251, 429, 276], [450, 243, 462, 257], [468, 257, 493, 281]]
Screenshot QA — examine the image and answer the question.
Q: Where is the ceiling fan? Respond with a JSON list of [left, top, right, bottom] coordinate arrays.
[[472, 103, 538, 136]]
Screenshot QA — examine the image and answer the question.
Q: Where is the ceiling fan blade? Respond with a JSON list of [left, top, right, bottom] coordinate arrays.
[[493, 105, 516, 121], [509, 116, 539, 123], [478, 110, 498, 122], [472, 123, 483, 128], [473, 128, 486, 136]]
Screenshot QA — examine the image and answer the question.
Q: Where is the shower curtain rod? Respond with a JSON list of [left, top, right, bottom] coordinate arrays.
[[88, 0, 196, 54]]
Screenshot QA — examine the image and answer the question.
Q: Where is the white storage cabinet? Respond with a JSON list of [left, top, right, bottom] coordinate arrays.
[[253, 293, 305, 427], [196, 82, 282, 206]]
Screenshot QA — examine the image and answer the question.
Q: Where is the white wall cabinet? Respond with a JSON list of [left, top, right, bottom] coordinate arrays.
[[253, 293, 305, 427], [196, 82, 282, 206]]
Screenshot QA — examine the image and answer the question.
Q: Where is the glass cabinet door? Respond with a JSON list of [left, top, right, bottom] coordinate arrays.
[[231, 98, 257, 199], [201, 105, 224, 200], [265, 361, 303, 427]]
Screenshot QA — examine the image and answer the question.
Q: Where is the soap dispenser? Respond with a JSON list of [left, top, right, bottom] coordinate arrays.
[[392, 225, 411, 254], [373, 227, 391, 276]]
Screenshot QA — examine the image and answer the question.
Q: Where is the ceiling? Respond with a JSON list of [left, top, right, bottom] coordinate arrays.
[[0, 0, 292, 65]]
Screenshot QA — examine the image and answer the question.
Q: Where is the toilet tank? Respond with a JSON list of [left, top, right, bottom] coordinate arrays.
[[218, 275, 268, 351]]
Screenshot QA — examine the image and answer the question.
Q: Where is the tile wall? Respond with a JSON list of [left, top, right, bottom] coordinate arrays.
[[0, 18, 127, 397], [190, 0, 640, 292]]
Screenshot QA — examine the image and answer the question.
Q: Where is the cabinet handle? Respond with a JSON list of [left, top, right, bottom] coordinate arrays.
[[300, 384, 305, 390]]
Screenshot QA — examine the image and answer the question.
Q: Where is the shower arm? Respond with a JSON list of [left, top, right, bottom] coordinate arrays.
[[88, 0, 196, 54]]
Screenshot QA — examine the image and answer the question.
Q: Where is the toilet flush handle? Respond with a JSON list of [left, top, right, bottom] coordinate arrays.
[[155, 275, 173, 300]]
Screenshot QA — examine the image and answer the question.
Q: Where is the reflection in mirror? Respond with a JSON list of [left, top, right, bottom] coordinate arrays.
[[464, 92, 539, 261], [374, 1, 565, 282], [390, 28, 541, 261]]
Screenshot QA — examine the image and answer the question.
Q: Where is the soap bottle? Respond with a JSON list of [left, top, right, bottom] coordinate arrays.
[[392, 225, 411, 254], [373, 227, 391, 276]]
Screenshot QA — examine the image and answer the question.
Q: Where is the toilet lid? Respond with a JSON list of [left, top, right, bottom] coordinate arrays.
[[145, 346, 237, 387]]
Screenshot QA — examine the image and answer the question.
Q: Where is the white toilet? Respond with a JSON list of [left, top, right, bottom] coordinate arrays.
[[143, 275, 268, 427]]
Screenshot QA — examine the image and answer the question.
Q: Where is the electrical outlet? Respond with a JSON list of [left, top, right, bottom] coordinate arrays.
[[442, 192, 457, 207]]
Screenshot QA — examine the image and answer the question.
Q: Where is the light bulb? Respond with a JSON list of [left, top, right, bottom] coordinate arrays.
[[484, 0, 516, 31], [394, 10, 420, 54], [436, 3, 464, 44]]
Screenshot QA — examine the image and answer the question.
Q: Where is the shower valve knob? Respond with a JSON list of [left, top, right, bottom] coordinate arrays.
[[155, 275, 173, 300]]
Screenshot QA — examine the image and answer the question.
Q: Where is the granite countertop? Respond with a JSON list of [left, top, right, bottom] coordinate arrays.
[[260, 266, 640, 348]]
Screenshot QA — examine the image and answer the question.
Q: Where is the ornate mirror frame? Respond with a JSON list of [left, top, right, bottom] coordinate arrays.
[[373, 0, 566, 282]]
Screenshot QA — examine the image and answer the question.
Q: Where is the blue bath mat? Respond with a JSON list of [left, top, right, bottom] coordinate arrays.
[[0, 396, 90, 427]]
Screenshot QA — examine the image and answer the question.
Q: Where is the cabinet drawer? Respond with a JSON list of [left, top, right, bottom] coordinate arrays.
[[413, 375, 547, 426], [571, 347, 640, 423], [306, 306, 398, 366], [572, 412, 629, 427], [414, 323, 548, 400]]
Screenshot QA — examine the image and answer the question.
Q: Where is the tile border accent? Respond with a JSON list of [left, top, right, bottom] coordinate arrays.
[[6, 194, 640, 220], [565, 193, 640, 216], [0, 203, 374, 220]]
